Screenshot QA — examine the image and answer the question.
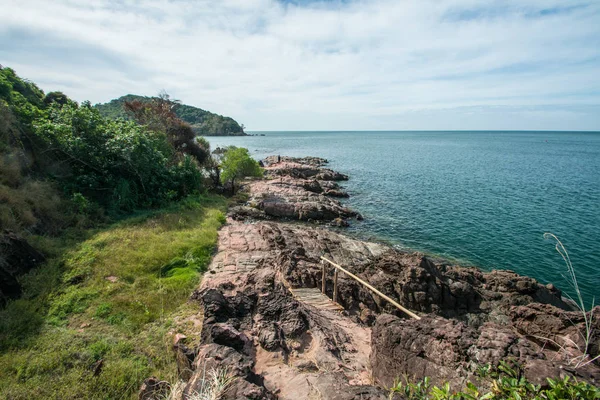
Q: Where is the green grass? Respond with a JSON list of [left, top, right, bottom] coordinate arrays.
[[0, 194, 227, 399]]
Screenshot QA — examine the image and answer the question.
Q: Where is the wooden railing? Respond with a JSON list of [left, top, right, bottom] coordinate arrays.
[[320, 256, 421, 320]]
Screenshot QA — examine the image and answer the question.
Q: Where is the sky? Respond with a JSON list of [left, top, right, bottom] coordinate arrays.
[[1, 0, 599, 131]]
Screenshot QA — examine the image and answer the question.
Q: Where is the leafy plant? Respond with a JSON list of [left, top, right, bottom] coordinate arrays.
[[33, 102, 203, 213], [220, 146, 263, 194], [542, 376, 600, 400], [387, 361, 599, 400], [490, 361, 540, 399], [388, 376, 431, 399]]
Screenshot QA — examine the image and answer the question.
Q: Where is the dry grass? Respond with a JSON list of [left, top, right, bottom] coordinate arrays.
[[185, 366, 237, 400], [0, 150, 70, 235], [544, 233, 599, 368]]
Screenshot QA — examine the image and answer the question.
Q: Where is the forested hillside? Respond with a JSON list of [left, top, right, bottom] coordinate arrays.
[[95, 94, 246, 136]]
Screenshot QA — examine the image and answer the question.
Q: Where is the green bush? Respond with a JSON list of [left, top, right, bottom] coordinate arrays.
[[0, 66, 209, 235], [389, 361, 600, 399], [33, 102, 203, 213], [220, 146, 263, 194]]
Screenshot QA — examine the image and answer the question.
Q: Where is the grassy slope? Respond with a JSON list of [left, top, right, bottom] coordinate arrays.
[[0, 194, 227, 399]]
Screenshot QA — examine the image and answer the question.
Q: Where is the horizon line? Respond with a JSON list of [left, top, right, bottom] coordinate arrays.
[[243, 129, 600, 133]]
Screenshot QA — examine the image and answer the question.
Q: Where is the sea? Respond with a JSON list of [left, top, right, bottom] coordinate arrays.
[[207, 131, 600, 303]]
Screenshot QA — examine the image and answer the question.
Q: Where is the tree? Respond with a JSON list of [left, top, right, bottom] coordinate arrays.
[[123, 92, 210, 165], [32, 102, 202, 212], [43, 91, 71, 107], [220, 147, 262, 194]]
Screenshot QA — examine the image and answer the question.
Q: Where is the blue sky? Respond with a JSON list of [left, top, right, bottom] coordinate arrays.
[[1, 0, 599, 131]]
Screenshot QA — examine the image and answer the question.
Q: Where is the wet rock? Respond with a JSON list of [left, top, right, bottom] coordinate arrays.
[[522, 359, 567, 387], [240, 156, 356, 224], [371, 309, 600, 389], [187, 222, 380, 398], [331, 217, 350, 227], [259, 194, 357, 222], [315, 170, 349, 181], [324, 189, 350, 198], [207, 323, 252, 353], [371, 314, 478, 388], [262, 156, 347, 182], [180, 155, 600, 397], [302, 180, 323, 193], [258, 323, 281, 351], [228, 205, 268, 221], [509, 303, 600, 364], [263, 155, 328, 167]]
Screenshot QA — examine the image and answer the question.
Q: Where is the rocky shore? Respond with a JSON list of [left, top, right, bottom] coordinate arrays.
[[144, 156, 600, 399]]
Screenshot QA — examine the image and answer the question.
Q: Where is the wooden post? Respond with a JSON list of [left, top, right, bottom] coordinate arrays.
[[321, 260, 326, 294], [333, 268, 339, 303], [320, 256, 421, 320]]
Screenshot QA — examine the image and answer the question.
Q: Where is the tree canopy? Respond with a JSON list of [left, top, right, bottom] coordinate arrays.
[[0, 66, 205, 225], [123, 93, 210, 165]]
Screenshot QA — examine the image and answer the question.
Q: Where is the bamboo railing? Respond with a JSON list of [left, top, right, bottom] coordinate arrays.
[[320, 256, 421, 320]]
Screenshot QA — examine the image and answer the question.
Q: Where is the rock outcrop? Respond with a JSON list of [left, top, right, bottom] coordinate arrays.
[[371, 311, 600, 389], [181, 221, 383, 399], [151, 155, 599, 399], [230, 156, 361, 224], [174, 219, 599, 398]]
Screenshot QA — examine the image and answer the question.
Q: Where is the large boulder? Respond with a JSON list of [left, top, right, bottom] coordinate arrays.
[[509, 303, 600, 366], [371, 311, 600, 389]]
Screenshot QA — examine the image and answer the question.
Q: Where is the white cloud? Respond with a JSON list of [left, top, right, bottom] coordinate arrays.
[[0, 0, 599, 130]]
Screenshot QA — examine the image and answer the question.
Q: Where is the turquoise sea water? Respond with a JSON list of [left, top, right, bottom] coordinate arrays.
[[208, 131, 600, 302]]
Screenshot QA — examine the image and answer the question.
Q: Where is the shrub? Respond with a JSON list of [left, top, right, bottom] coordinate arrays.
[[388, 361, 600, 399], [220, 147, 263, 194], [32, 103, 203, 213]]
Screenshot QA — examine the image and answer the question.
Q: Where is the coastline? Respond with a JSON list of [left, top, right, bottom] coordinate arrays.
[[152, 155, 600, 399], [205, 131, 600, 303]]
